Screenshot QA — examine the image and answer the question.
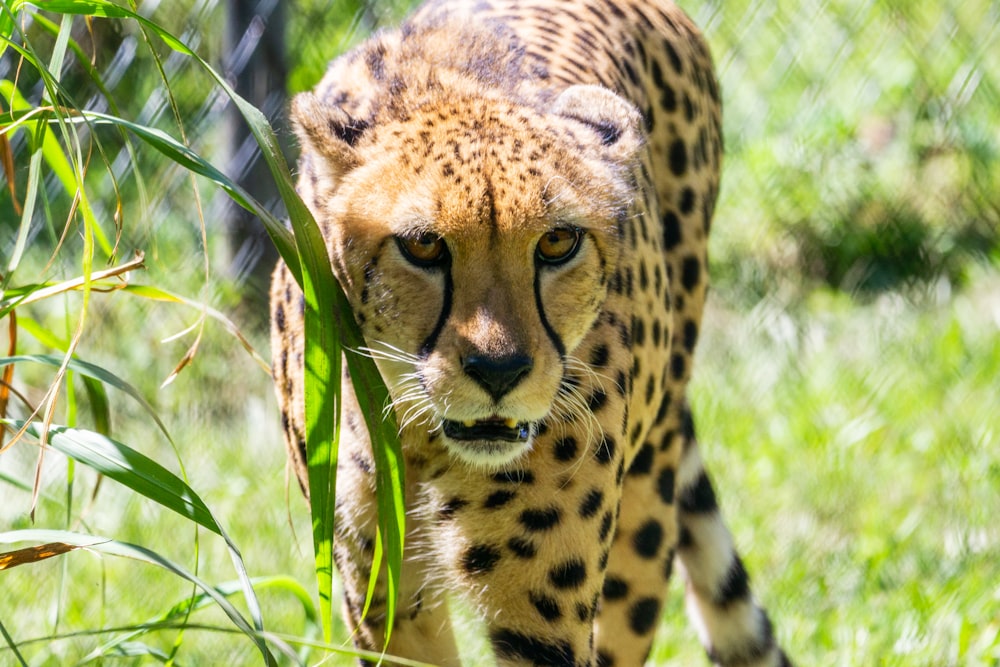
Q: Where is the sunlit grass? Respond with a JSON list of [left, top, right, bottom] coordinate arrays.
[[650, 272, 1000, 665]]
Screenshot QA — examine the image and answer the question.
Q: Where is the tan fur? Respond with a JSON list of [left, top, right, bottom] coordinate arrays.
[[271, 1, 790, 665]]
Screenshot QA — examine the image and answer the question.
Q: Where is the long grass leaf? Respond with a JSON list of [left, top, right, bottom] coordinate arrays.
[[0, 617, 29, 667], [13, 421, 218, 533], [82, 575, 319, 664], [0, 355, 168, 441], [0, 529, 277, 664], [33, 0, 406, 644], [6, 421, 274, 662]]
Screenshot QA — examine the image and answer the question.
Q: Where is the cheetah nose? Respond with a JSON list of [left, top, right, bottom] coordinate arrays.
[[462, 353, 533, 402]]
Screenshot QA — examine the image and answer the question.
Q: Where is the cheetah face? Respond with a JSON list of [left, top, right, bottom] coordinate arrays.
[[293, 85, 642, 467]]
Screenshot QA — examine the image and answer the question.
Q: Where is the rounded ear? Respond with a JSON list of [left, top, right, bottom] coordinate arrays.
[[551, 84, 644, 164], [290, 92, 366, 178]]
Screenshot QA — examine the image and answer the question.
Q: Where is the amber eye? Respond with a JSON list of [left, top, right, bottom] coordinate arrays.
[[536, 227, 583, 265], [396, 232, 448, 267]]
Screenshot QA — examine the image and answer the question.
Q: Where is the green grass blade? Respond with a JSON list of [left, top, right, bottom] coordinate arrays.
[[83, 576, 318, 664], [0, 529, 277, 665], [12, 420, 218, 534], [31, 0, 407, 645], [30, 0, 302, 285], [79, 375, 110, 436], [7, 420, 272, 660], [71, 110, 296, 270], [0, 355, 170, 441], [0, 617, 29, 667]]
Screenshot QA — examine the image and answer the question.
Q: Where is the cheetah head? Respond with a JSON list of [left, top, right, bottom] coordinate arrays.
[[292, 84, 642, 467]]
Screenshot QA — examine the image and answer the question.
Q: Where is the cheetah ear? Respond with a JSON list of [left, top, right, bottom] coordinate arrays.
[[552, 84, 644, 164], [290, 91, 366, 177]]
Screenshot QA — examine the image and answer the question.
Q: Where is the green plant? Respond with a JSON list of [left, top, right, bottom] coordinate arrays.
[[1, 1, 405, 663]]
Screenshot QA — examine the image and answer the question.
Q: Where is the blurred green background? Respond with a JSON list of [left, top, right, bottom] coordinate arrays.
[[1, 0, 998, 664]]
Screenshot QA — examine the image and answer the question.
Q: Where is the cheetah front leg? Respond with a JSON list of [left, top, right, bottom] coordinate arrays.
[[330, 448, 462, 666], [673, 406, 792, 667], [594, 401, 791, 666], [421, 450, 624, 667]]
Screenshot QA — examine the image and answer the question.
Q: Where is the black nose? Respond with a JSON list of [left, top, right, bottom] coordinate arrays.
[[463, 353, 533, 401]]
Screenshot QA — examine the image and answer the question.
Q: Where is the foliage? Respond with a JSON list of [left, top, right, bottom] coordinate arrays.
[[1, 0, 404, 663]]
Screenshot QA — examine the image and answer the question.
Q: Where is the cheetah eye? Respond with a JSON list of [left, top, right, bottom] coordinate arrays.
[[536, 227, 583, 265], [396, 232, 448, 267]]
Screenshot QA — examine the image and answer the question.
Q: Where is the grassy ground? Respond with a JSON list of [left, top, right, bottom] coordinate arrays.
[[3, 263, 998, 665]]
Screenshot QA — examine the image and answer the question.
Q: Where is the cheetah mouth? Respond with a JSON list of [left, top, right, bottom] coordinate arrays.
[[442, 417, 533, 443]]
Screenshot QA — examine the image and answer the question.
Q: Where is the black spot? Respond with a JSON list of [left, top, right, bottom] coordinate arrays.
[[650, 58, 666, 89], [507, 537, 537, 559], [659, 82, 677, 113], [681, 407, 697, 441], [645, 374, 656, 405], [598, 547, 610, 571], [438, 497, 468, 520], [491, 629, 575, 665], [668, 139, 687, 177], [590, 344, 610, 368], [657, 467, 676, 504], [554, 436, 579, 462], [484, 489, 516, 509], [683, 319, 699, 352], [492, 469, 535, 484], [530, 591, 563, 621], [632, 317, 646, 346], [679, 187, 696, 215], [663, 38, 683, 73], [579, 488, 604, 518], [602, 575, 628, 601], [628, 597, 661, 635], [575, 601, 590, 622], [463, 544, 501, 575], [595, 435, 617, 464], [549, 558, 587, 589], [655, 392, 672, 425], [331, 117, 369, 147], [681, 255, 701, 291], [598, 510, 614, 542], [678, 524, 694, 548], [596, 649, 615, 667], [615, 370, 628, 397], [678, 471, 718, 514], [651, 319, 662, 348], [662, 211, 681, 250], [664, 550, 675, 580], [274, 302, 285, 332], [588, 389, 608, 412], [715, 556, 751, 606], [670, 353, 686, 380], [633, 520, 664, 559], [520, 507, 562, 532], [629, 444, 654, 476], [631, 422, 644, 446]]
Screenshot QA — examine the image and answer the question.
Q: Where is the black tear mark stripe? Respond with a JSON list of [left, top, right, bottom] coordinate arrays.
[[418, 252, 453, 357], [533, 262, 566, 357]]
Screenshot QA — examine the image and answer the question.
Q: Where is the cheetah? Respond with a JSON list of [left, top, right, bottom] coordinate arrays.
[[270, 0, 791, 665]]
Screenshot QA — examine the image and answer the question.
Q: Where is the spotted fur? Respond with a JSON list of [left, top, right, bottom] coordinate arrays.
[[271, 1, 791, 665]]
